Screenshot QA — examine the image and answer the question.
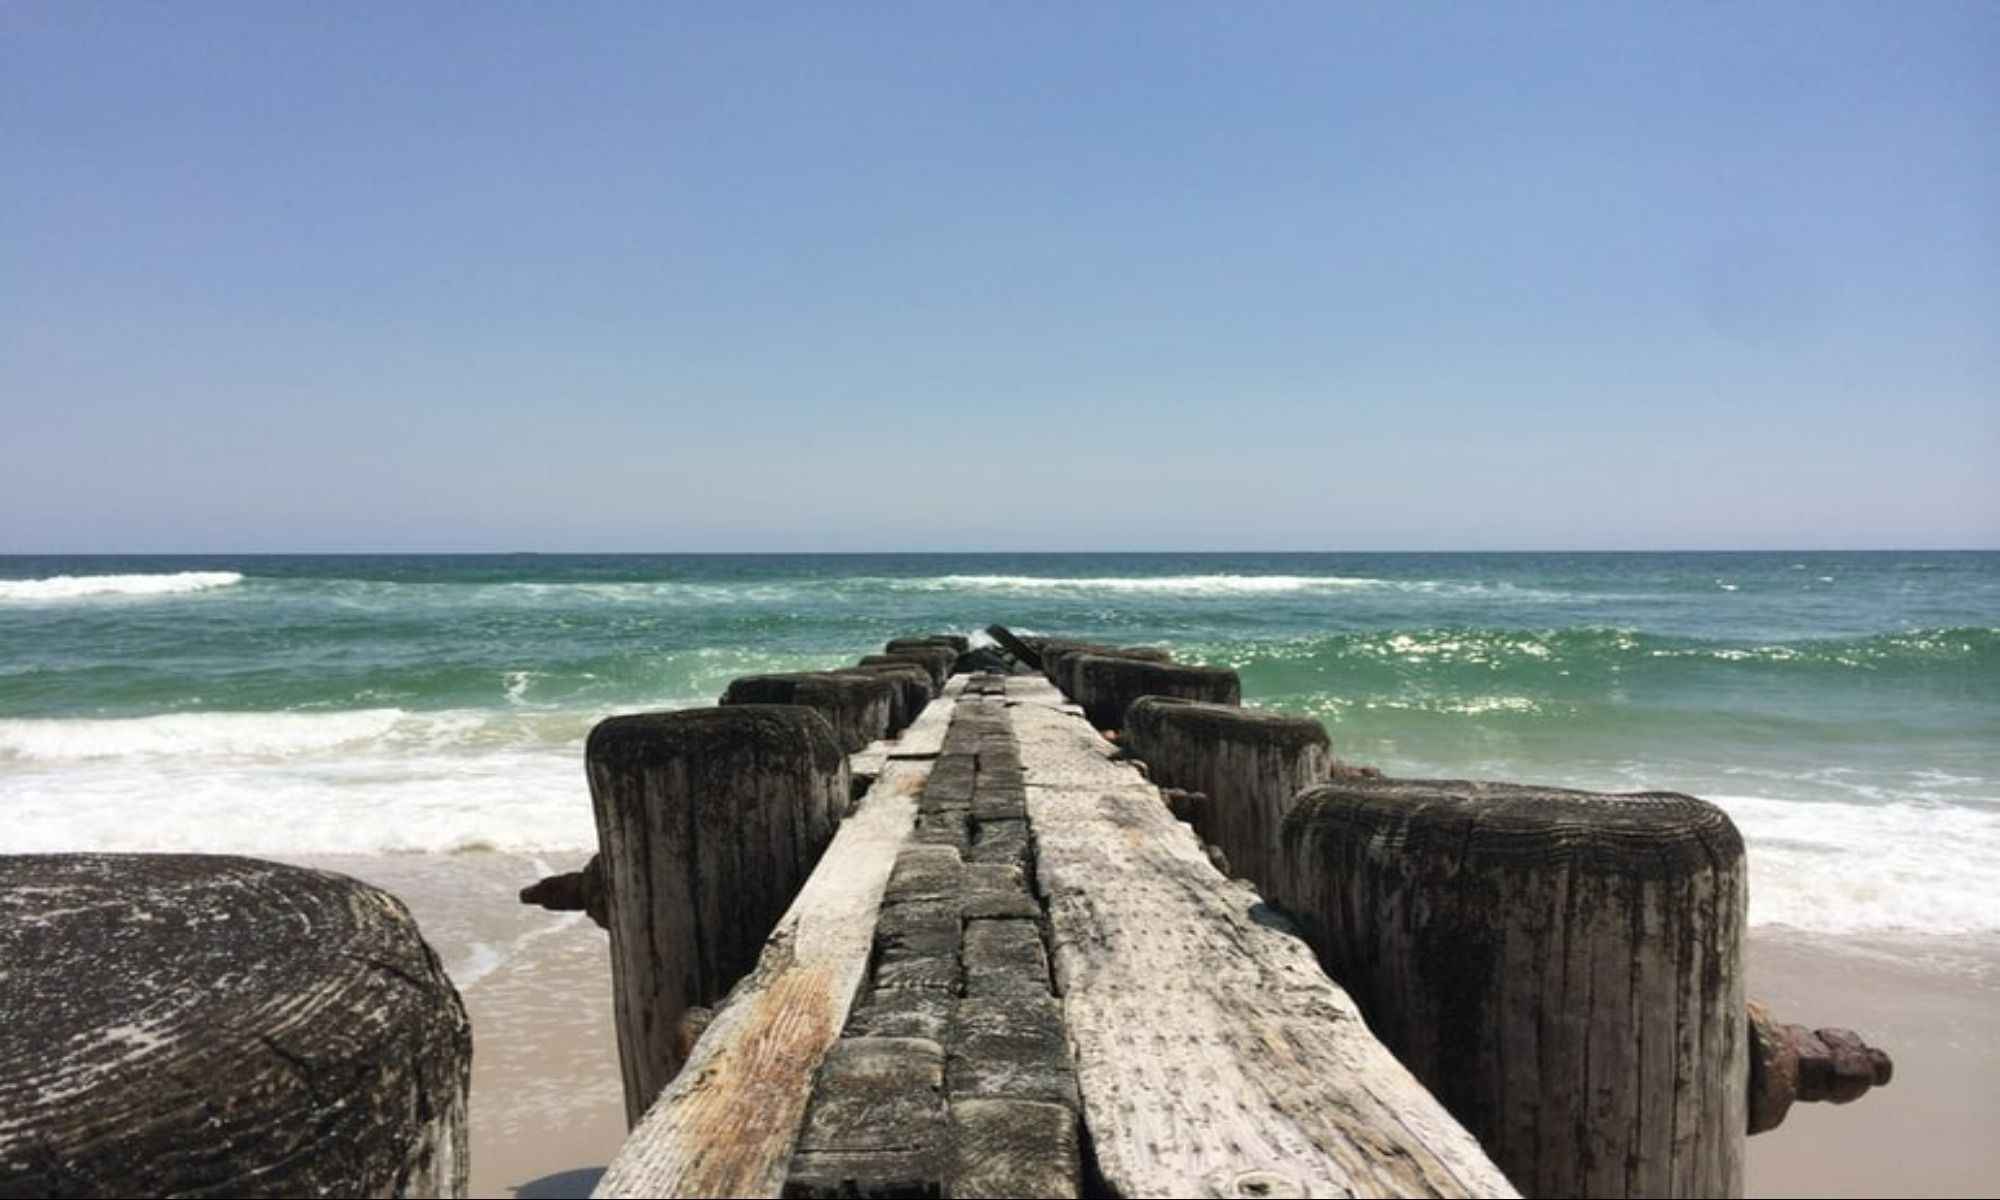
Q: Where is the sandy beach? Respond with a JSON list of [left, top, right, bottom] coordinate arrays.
[[299, 850, 2000, 1199], [1743, 933, 2000, 1198]]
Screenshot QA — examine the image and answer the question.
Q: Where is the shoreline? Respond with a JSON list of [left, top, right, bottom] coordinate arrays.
[[292, 851, 2000, 1199]]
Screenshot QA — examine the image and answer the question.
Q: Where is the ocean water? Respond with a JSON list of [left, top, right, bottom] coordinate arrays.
[[3, 552, 1995, 940]]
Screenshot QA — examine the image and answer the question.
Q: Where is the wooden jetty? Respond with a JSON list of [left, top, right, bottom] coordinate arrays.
[[566, 629, 1895, 1200], [0, 627, 1895, 1199]]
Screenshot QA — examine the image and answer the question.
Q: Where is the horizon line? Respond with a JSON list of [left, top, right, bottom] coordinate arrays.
[[3, 547, 1996, 558]]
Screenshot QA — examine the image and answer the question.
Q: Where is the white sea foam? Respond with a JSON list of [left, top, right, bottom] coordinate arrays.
[[0, 702, 730, 855], [914, 573, 1376, 594], [0, 709, 410, 761], [4, 703, 1994, 939], [0, 571, 244, 602], [903, 573, 1586, 599], [1709, 792, 2000, 936], [0, 727, 598, 856]]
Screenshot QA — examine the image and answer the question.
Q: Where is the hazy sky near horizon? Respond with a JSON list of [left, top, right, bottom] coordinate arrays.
[[4, 4, 1995, 552]]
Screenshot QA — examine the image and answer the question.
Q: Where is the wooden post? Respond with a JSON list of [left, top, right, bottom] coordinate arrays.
[[1047, 644, 1172, 700], [1275, 778, 1748, 1198], [845, 661, 936, 731], [1033, 640, 1161, 695], [1122, 696, 1331, 888], [720, 671, 900, 748], [868, 646, 955, 690], [591, 747, 948, 1200], [0, 853, 471, 1198], [589, 706, 850, 1125], [1068, 654, 1240, 730], [886, 634, 968, 655]]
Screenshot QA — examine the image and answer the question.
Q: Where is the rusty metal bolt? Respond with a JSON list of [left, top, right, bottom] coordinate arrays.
[[1747, 1000, 1894, 1134]]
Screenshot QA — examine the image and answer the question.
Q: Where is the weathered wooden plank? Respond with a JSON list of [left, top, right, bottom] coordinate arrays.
[[591, 746, 944, 1199], [886, 674, 967, 759], [1006, 679, 1515, 1200], [846, 676, 965, 782], [982, 623, 1043, 670]]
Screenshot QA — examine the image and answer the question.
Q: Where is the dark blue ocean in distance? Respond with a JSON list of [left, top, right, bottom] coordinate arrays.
[[3, 552, 1996, 939]]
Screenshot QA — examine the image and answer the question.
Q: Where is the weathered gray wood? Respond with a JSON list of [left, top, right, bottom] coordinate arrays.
[[589, 705, 851, 1125], [950, 1098, 1081, 1199], [787, 681, 1081, 1199], [0, 853, 471, 1198], [865, 646, 955, 690], [1051, 644, 1173, 700], [1068, 654, 1240, 731], [886, 673, 965, 759], [886, 633, 969, 655], [1276, 778, 1749, 1198], [844, 661, 936, 732], [1123, 696, 1332, 890], [720, 672, 901, 748], [1030, 639, 1093, 689], [1035, 640, 1171, 697], [591, 748, 939, 1199], [982, 623, 1043, 670], [782, 1038, 949, 1197], [1007, 679, 1516, 1199]]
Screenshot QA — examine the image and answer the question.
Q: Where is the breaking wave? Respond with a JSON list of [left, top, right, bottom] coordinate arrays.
[[0, 572, 245, 602]]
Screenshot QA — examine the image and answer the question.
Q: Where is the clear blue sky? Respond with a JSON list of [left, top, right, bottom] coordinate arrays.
[[4, 3, 1994, 551]]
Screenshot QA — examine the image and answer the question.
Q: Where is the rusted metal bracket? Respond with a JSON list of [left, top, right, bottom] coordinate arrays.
[[1747, 999, 1894, 1134]]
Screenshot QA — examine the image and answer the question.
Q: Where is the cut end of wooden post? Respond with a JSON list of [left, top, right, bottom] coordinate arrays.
[[0, 853, 471, 1199]]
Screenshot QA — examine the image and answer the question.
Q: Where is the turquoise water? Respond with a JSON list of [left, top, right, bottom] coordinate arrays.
[[3, 552, 1996, 936]]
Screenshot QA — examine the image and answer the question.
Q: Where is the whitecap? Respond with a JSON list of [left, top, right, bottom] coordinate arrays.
[[0, 709, 408, 761], [0, 571, 244, 602], [1707, 792, 2000, 936]]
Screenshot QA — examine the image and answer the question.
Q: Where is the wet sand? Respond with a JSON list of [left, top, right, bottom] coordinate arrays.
[[1744, 932, 2000, 1199], [309, 851, 1999, 1199]]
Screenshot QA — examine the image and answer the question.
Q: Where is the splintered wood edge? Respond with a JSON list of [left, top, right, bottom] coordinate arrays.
[[1005, 676, 1517, 1200], [592, 705, 949, 1199]]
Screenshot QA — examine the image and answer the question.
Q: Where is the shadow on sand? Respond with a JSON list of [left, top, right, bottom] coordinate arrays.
[[512, 1166, 607, 1199]]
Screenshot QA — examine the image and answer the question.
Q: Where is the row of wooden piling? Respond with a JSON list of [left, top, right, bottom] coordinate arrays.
[[565, 626, 1897, 1198], [1010, 625, 1892, 1199], [4, 625, 1895, 1199]]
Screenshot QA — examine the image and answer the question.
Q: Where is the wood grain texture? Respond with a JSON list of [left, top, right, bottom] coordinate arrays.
[[885, 674, 966, 760], [1122, 696, 1332, 890], [872, 645, 956, 691], [590, 718, 949, 1198], [845, 676, 963, 789], [719, 673, 900, 750], [1067, 655, 1241, 731], [0, 854, 470, 1199], [588, 705, 851, 1125], [1040, 643, 1172, 701], [843, 662, 936, 733], [1007, 679, 1515, 1200], [982, 624, 1043, 670], [1277, 778, 1748, 1198]]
